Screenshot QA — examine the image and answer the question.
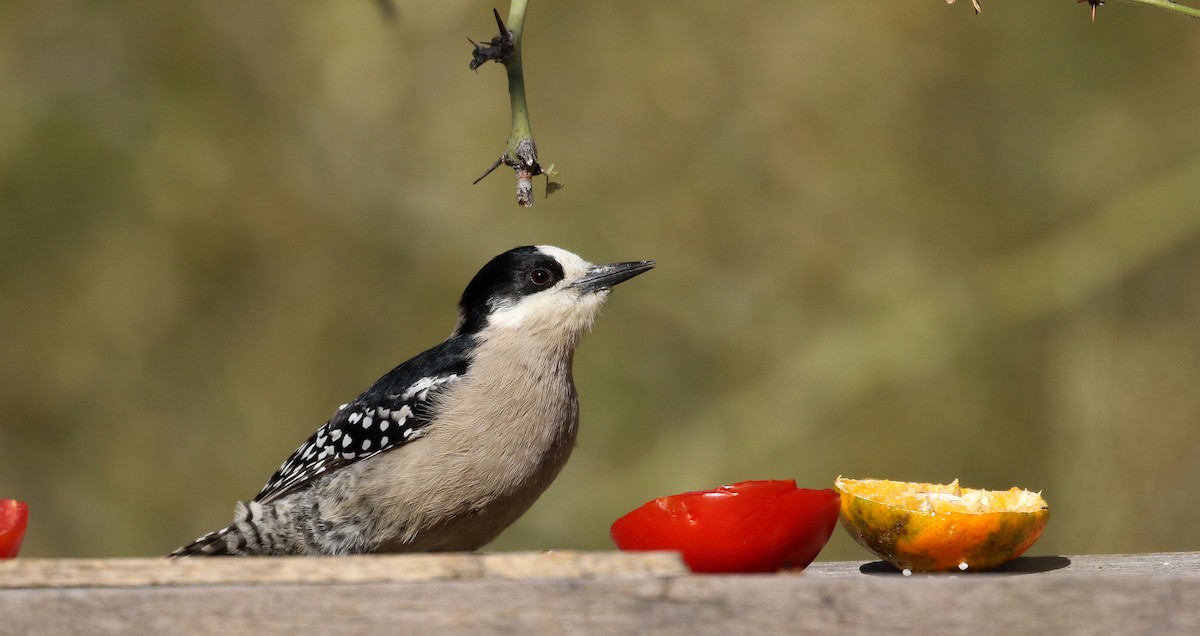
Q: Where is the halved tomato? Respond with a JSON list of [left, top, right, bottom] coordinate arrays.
[[0, 499, 28, 559], [610, 480, 840, 573]]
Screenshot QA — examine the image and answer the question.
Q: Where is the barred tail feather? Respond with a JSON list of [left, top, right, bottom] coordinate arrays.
[[170, 527, 236, 557], [169, 501, 269, 557]]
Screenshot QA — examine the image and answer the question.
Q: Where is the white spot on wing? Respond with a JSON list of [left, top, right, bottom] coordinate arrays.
[[401, 375, 459, 401]]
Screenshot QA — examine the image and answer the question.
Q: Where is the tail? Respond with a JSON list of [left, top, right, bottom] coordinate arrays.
[[169, 501, 271, 557]]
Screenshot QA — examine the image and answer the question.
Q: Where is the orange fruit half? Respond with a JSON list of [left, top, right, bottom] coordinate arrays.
[[834, 477, 1048, 573]]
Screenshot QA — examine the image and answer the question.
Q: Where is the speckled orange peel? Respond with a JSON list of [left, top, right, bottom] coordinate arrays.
[[834, 477, 1049, 574]]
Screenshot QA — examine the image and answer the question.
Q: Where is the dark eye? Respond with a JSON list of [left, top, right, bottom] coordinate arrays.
[[529, 268, 553, 286]]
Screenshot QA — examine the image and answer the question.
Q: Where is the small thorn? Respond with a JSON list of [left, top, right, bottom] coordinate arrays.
[[492, 8, 507, 38], [1077, 0, 1103, 22], [473, 156, 505, 185]]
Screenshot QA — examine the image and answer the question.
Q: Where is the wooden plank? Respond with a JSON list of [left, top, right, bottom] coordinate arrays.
[[1, 568, 1198, 635], [0, 550, 686, 589], [4, 551, 1195, 589], [1, 552, 1198, 635]]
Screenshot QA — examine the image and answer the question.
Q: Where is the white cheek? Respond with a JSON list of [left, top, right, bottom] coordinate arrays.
[[489, 289, 606, 331], [489, 302, 534, 329]]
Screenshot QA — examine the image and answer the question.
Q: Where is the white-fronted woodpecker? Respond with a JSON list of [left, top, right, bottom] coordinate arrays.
[[171, 245, 653, 556]]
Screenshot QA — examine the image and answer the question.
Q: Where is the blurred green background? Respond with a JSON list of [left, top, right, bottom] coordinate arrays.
[[2, 1, 1199, 560]]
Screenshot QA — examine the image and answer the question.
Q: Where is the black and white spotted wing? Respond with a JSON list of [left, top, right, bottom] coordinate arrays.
[[254, 337, 474, 504]]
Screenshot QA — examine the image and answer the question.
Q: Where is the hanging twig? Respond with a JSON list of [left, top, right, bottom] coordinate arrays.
[[469, 3, 561, 207]]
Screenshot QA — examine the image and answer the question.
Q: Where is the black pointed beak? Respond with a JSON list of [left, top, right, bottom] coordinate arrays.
[[574, 260, 655, 292]]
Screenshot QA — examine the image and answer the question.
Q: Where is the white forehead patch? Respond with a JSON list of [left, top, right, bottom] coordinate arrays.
[[535, 245, 594, 281]]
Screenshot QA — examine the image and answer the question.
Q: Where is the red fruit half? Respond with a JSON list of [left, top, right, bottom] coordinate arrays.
[[611, 480, 840, 573], [0, 500, 28, 559]]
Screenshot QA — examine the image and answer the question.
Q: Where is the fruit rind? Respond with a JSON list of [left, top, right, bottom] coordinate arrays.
[[835, 477, 1048, 573]]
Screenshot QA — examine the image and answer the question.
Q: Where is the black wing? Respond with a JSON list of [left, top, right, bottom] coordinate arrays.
[[254, 336, 474, 504]]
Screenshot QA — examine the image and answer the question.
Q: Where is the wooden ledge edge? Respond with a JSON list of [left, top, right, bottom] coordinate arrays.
[[3, 551, 1197, 590], [0, 550, 688, 589]]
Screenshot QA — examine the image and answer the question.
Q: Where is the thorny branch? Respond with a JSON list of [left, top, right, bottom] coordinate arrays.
[[1112, 0, 1200, 20], [948, 0, 1200, 20], [1072, 0, 1200, 21], [470, 4, 562, 207]]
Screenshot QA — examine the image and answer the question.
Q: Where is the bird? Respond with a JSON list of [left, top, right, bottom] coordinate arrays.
[[171, 245, 653, 556]]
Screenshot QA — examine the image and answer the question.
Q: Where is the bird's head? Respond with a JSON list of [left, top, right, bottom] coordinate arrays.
[[453, 245, 654, 341]]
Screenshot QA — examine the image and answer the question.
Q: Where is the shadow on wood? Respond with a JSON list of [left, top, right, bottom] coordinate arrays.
[[858, 555, 1073, 576]]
